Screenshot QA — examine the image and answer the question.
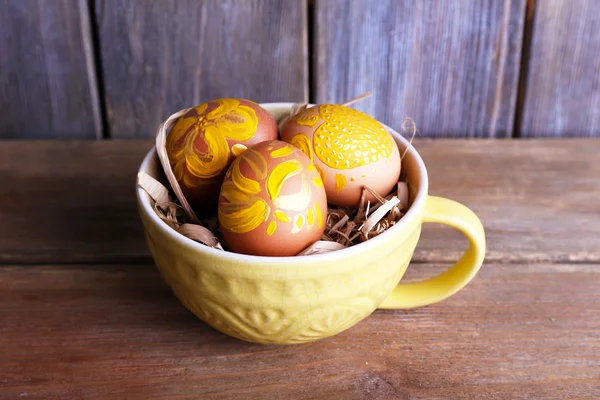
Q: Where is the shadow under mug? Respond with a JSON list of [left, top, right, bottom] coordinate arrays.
[[136, 103, 486, 344]]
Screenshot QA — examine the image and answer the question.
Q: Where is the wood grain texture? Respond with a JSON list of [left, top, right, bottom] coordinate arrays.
[[1, 262, 598, 399], [314, 0, 525, 138], [519, 0, 600, 137], [0, 141, 154, 265], [95, 0, 308, 138], [1, 140, 599, 265], [414, 139, 600, 263], [0, 0, 102, 139]]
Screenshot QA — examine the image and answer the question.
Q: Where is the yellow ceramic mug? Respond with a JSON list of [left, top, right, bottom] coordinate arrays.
[[136, 103, 486, 344]]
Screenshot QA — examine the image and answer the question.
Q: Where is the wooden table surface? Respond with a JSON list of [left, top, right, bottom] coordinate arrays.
[[1, 139, 599, 399]]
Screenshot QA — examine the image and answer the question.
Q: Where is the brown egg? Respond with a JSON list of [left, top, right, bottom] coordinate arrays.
[[281, 104, 401, 208], [166, 98, 278, 216], [218, 140, 327, 256]]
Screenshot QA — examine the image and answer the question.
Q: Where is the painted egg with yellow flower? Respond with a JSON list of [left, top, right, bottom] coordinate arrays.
[[218, 140, 327, 256], [166, 98, 278, 215], [280, 104, 401, 208]]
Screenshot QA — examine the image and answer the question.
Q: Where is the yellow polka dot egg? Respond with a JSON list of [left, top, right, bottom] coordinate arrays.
[[218, 140, 327, 256], [280, 104, 401, 208]]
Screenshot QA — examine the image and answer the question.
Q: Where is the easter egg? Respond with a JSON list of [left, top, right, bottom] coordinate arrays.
[[218, 140, 327, 256], [280, 104, 401, 208], [166, 98, 278, 215]]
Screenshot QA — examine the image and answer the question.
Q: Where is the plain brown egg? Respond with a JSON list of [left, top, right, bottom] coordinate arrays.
[[280, 104, 401, 208], [166, 98, 278, 216], [218, 140, 327, 256]]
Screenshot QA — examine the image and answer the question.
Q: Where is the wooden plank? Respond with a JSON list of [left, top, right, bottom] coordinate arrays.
[[520, 0, 600, 137], [95, 0, 308, 138], [1, 262, 598, 399], [0, 0, 102, 139], [314, 0, 525, 138], [0, 140, 598, 265], [0, 141, 154, 265], [415, 139, 600, 263]]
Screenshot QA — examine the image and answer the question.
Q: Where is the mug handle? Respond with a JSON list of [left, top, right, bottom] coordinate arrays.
[[378, 195, 486, 309]]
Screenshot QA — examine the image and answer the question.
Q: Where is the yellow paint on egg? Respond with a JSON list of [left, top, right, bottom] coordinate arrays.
[[173, 161, 185, 181], [218, 139, 328, 255], [311, 104, 394, 169], [295, 114, 320, 127], [273, 175, 311, 211], [231, 143, 247, 157], [231, 156, 261, 194], [307, 208, 315, 226], [184, 125, 230, 179], [315, 202, 323, 229], [267, 221, 277, 236], [206, 99, 258, 141], [290, 133, 313, 161], [274, 210, 290, 223], [244, 149, 268, 180], [266, 159, 302, 200], [168, 98, 261, 184], [218, 198, 270, 234], [182, 171, 199, 188], [219, 181, 249, 203], [218, 149, 271, 234], [291, 214, 305, 233], [315, 164, 326, 184], [335, 174, 347, 193], [270, 145, 294, 158]]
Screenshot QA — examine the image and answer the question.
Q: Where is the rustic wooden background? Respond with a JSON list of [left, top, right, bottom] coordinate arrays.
[[1, 0, 598, 139]]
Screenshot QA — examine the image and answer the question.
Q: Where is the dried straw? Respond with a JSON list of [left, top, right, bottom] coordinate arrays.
[[342, 91, 372, 107], [137, 171, 222, 250], [138, 168, 410, 255], [297, 241, 346, 256], [154, 107, 200, 224], [400, 117, 418, 160]]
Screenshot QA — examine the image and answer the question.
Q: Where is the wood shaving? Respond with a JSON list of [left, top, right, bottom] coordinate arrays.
[[178, 224, 223, 250], [361, 197, 400, 238], [329, 214, 350, 234], [398, 181, 409, 210], [139, 169, 410, 255], [138, 171, 170, 204], [400, 117, 418, 160], [137, 172, 222, 250], [297, 241, 346, 256], [341, 91, 372, 107], [154, 108, 200, 224]]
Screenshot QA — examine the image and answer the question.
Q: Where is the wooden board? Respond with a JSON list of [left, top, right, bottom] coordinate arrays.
[[313, 0, 525, 138], [0, 0, 102, 139], [519, 0, 600, 137], [1, 262, 598, 399], [414, 139, 600, 263], [1, 140, 598, 265], [95, 0, 308, 138], [0, 141, 154, 265]]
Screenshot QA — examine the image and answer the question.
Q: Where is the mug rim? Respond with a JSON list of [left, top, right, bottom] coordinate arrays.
[[136, 102, 429, 265]]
